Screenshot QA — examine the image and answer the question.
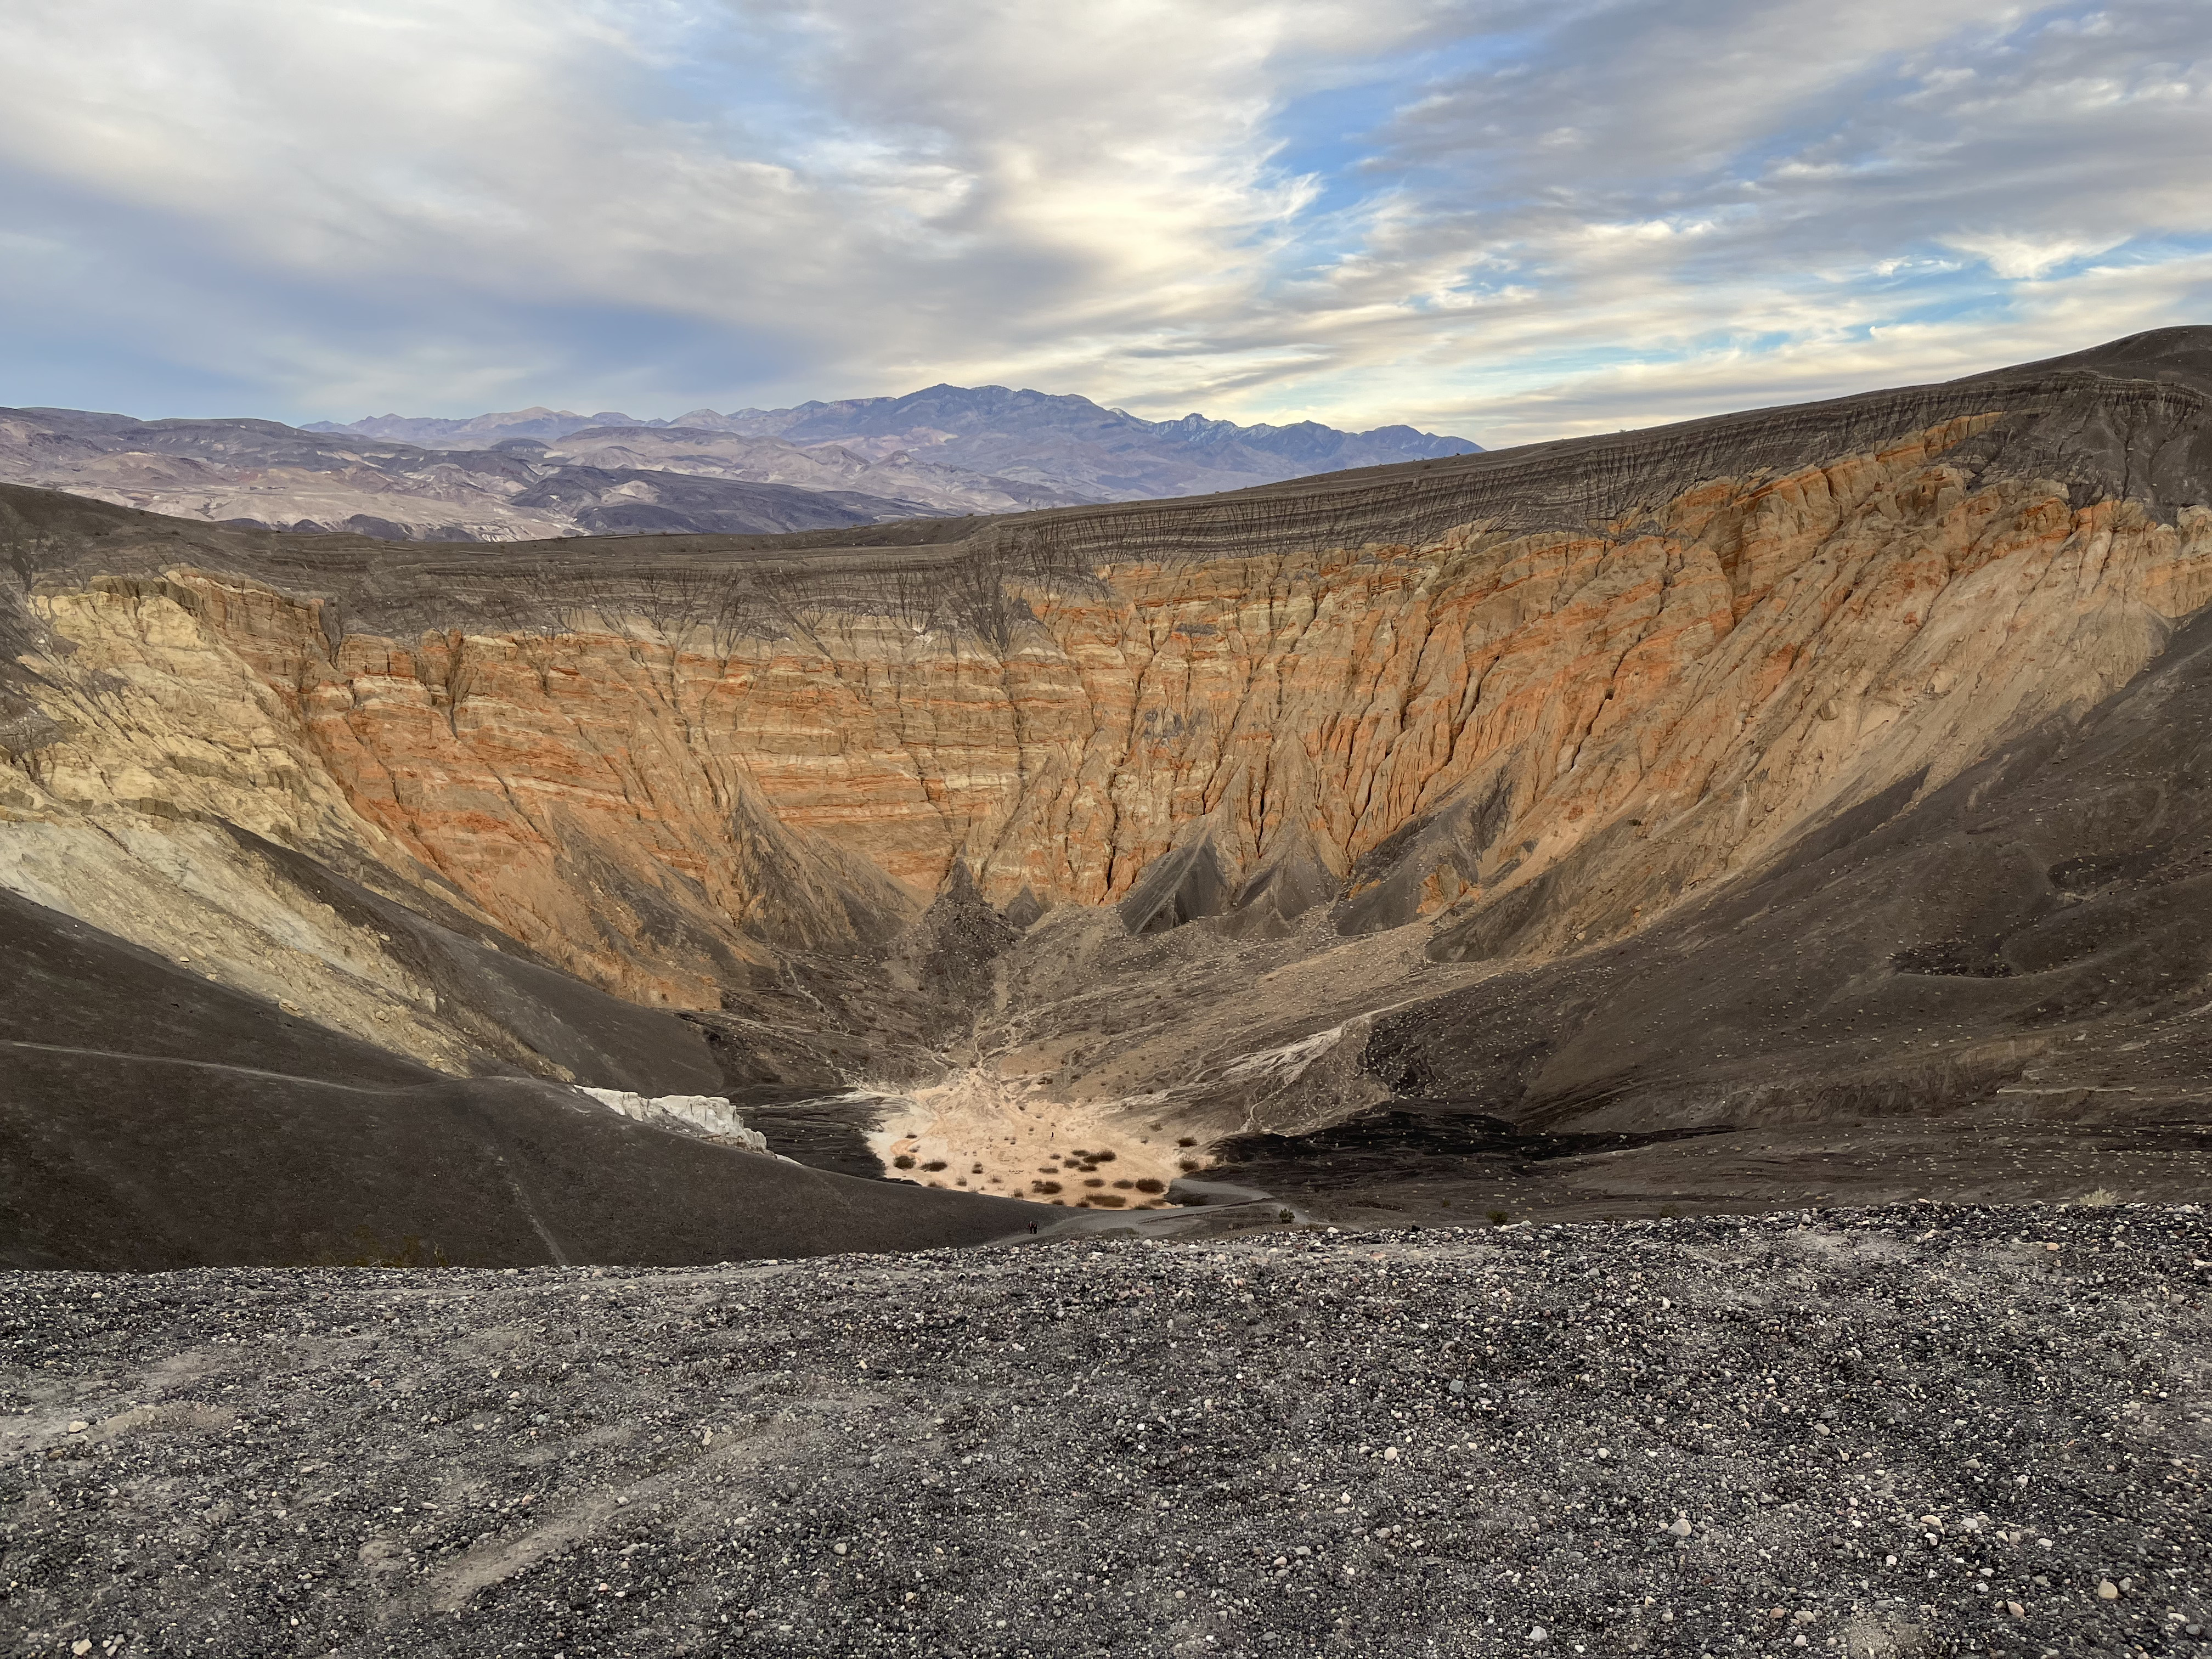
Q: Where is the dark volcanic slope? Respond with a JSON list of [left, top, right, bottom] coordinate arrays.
[[1360, 590, 2212, 1133], [0, 887, 1043, 1269], [1179, 584, 2212, 1224], [2, 1207, 2203, 1658]]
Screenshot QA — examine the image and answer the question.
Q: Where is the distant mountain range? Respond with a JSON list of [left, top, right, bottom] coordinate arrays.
[[0, 385, 1478, 543], [313, 384, 1482, 504]]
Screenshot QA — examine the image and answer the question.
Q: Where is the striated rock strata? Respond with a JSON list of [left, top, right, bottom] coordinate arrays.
[[8, 328, 2212, 1250]]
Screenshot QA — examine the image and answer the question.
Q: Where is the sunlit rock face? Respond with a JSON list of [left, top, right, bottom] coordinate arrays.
[[7, 327, 2212, 1222], [14, 417, 2207, 994]]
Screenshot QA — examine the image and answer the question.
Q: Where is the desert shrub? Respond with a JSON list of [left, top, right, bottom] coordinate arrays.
[[1032, 1180, 1063, 1195], [1178, 1159, 1201, 1172], [921, 1160, 948, 1172], [894, 1154, 916, 1170], [1092, 1149, 1117, 1163], [1083, 1178, 1105, 1189], [1133, 1178, 1165, 1194], [1277, 1209, 1294, 1223], [1487, 1209, 1509, 1226], [310, 1228, 451, 1268], [1090, 1194, 1127, 1208], [1177, 1137, 1198, 1147], [1111, 1180, 1132, 1189]]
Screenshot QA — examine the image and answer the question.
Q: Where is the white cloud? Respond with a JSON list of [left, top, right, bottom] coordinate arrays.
[[1943, 233, 2131, 280], [0, 0, 2205, 442]]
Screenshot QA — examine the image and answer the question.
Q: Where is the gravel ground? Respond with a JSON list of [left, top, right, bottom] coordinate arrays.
[[2, 1205, 2206, 1659]]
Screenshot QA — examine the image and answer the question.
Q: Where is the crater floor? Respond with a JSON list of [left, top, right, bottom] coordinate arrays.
[[4, 1206, 2204, 1658]]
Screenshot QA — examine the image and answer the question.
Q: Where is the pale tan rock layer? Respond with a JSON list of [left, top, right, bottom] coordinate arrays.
[[7, 418, 2211, 1043]]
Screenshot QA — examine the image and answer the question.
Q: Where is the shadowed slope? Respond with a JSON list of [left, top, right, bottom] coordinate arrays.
[[1361, 597, 2212, 1134], [0, 887, 1043, 1268]]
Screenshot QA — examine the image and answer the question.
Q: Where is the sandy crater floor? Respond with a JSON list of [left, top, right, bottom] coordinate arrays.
[[860, 1070, 1196, 1209]]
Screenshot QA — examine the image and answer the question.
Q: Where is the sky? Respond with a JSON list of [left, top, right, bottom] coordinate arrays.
[[1, 1, 2207, 447]]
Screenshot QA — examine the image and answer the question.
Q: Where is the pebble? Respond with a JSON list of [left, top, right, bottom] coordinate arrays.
[[2097, 1580, 2120, 1600], [4, 1204, 2202, 1659]]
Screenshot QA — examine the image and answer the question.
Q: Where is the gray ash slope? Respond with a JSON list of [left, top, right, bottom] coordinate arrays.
[[3, 1206, 2205, 1658], [0, 880, 1043, 1271], [1370, 594, 2212, 1131], [1197, 586, 2212, 1225]]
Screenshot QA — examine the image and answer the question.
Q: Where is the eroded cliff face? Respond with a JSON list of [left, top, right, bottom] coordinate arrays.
[[12, 417, 2209, 1002], [7, 332, 2212, 1216]]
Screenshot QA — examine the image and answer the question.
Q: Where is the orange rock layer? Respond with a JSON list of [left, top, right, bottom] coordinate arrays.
[[17, 418, 2212, 1012]]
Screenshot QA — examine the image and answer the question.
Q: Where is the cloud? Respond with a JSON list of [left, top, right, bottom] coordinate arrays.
[[0, 0, 2205, 444]]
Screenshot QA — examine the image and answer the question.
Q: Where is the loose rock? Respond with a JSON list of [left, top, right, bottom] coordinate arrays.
[[0, 1203, 2204, 1658]]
